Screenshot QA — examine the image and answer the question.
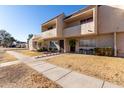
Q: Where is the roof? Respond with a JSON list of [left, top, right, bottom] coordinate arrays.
[[64, 5, 97, 20], [42, 13, 64, 25], [41, 5, 100, 25]]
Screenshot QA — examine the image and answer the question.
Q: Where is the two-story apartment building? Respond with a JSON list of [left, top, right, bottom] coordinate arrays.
[[29, 5, 124, 57]]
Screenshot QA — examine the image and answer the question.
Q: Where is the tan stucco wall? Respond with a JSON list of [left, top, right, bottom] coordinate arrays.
[[117, 32, 124, 56], [98, 5, 124, 34], [96, 34, 114, 48], [56, 14, 65, 38], [30, 5, 124, 57], [81, 21, 95, 35], [63, 8, 96, 37], [64, 34, 114, 53], [41, 28, 57, 39], [64, 25, 81, 37], [29, 38, 37, 51]]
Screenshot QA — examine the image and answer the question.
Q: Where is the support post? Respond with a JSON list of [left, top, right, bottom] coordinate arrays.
[[114, 32, 117, 56], [64, 39, 67, 53]]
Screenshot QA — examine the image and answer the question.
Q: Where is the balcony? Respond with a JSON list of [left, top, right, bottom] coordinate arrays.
[[41, 28, 57, 39], [81, 21, 95, 35], [64, 21, 95, 37], [64, 25, 81, 37]]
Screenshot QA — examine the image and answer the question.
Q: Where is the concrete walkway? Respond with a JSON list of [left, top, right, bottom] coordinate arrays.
[[7, 51, 122, 88]]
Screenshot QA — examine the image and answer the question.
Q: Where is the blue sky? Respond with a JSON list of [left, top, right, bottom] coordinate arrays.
[[0, 5, 87, 42]]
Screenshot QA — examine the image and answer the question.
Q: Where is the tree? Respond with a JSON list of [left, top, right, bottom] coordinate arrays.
[[0, 30, 16, 47], [69, 39, 76, 47], [27, 34, 33, 41]]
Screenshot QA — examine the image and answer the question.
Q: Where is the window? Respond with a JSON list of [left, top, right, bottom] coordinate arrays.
[[80, 17, 93, 24], [87, 17, 93, 22], [80, 19, 87, 24], [48, 26, 53, 30], [79, 39, 96, 47]]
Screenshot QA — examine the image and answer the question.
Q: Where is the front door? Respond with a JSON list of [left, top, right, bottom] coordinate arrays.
[[70, 46, 75, 52], [69, 39, 76, 53], [59, 40, 64, 52]]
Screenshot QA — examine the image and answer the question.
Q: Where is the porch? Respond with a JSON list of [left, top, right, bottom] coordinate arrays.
[[64, 34, 114, 56]]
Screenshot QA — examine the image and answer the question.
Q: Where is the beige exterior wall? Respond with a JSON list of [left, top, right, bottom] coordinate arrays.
[[65, 34, 114, 53], [29, 5, 124, 57], [41, 14, 65, 39], [81, 21, 95, 35], [96, 34, 114, 48], [63, 8, 97, 37], [64, 19, 95, 37], [117, 32, 124, 56], [64, 25, 81, 37], [29, 35, 39, 51], [29, 38, 34, 50], [98, 5, 124, 34], [41, 28, 57, 39], [56, 14, 65, 37]]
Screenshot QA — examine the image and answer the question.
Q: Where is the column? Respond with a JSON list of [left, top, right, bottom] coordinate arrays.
[[64, 39, 67, 53], [114, 32, 117, 56]]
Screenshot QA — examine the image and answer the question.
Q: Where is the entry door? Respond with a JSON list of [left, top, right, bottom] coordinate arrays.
[[59, 40, 64, 52], [70, 45, 76, 52]]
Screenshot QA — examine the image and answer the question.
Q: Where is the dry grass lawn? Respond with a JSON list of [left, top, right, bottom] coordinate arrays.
[[15, 50, 42, 57], [44, 53, 124, 86], [0, 51, 17, 63], [0, 63, 61, 88]]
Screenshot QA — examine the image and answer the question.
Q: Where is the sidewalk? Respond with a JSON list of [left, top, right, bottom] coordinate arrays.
[[7, 51, 122, 88]]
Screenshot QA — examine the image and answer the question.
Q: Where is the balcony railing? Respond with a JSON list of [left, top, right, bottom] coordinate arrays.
[[41, 28, 57, 39], [81, 21, 95, 35], [64, 21, 95, 37], [64, 25, 81, 37]]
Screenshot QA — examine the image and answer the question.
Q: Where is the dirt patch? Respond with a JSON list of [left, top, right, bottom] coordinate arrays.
[[44, 53, 124, 87], [0, 63, 61, 88], [15, 50, 42, 57], [0, 51, 17, 63]]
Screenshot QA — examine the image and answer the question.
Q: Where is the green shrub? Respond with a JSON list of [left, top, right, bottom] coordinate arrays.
[[49, 47, 52, 52], [37, 47, 48, 52], [37, 48, 43, 52], [69, 39, 76, 47], [49, 47, 58, 53], [94, 47, 113, 56], [42, 47, 48, 51]]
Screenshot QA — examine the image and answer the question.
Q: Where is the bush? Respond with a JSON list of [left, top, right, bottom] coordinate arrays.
[[37, 48, 43, 52], [52, 48, 58, 52], [37, 47, 48, 52], [42, 47, 48, 51], [49, 47, 52, 52], [69, 39, 76, 47], [49, 47, 58, 53], [94, 47, 113, 56]]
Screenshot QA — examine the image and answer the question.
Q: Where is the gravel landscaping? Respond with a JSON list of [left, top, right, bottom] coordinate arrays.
[[0, 63, 61, 88], [44, 53, 124, 86]]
